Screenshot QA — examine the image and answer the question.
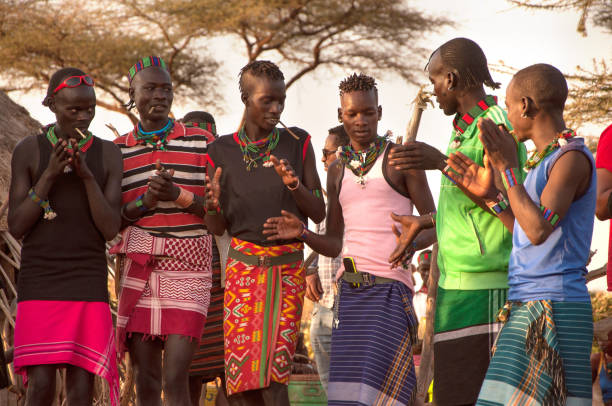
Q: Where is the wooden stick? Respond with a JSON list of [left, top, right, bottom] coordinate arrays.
[[148, 106, 155, 114], [105, 123, 121, 138], [404, 85, 434, 144], [0, 262, 17, 298], [74, 128, 87, 139], [0, 291, 14, 328], [0, 250, 18, 271], [0, 199, 8, 221], [278, 120, 300, 140]]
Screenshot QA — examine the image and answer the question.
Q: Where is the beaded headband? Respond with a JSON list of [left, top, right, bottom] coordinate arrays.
[[128, 56, 168, 83], [417, 251, 431, 264]]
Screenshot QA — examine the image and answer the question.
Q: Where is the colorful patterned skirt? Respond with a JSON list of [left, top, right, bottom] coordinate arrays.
[[327, 280, 418, 406], [433, 286, 507, 405], [14, 300, 119, 406], [476, 301, 593, 406], [189, 238, 225, 380], [110, 226, 212, 353], [223, 238, 305, 396]]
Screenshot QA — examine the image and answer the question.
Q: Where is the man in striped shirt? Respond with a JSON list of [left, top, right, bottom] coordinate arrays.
[[111, 56, 215, 406]]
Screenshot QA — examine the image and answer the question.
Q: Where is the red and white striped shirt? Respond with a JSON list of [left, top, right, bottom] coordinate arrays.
[[114, 121, 214, 238]]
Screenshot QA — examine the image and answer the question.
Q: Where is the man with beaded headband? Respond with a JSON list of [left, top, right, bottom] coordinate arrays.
[[8, 67, 122, 405], [262, 73, 437, 406], [442, 63, 596, 405], [387, 37, 527, 405], [111, 56, 215, 406], [205, 60, 325, 405]]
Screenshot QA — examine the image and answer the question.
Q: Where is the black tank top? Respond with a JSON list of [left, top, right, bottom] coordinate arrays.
[[18, 132, 109, 302], [207, 128, 309, 246]]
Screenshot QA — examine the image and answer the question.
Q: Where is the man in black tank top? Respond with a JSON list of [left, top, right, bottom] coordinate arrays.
[[8, 68, 122, 405], [205, 61, 324, 406]]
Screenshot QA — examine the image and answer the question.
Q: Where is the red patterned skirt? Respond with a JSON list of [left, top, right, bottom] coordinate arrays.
[[223, 238, 305, 395], [110, 226, 212, 353]]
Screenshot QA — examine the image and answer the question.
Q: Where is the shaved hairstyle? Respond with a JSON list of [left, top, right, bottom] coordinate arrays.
[[512, 64, 568, 113], [238, 60, 285, 101], [328, 124, 350, 146], [428, 37, 500, 90], [339, 73, 378, 97], [183, 110, 215, 125]]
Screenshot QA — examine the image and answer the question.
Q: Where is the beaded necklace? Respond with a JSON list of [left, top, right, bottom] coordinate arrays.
[[236, 126, 280, 171], [524, 129, 576, 171], [184, 121, 216, 136], [450, 95, 497, 149], [46, 125, 94, 153], [135, 119, 174, 150], [337, 136, 388, 188]]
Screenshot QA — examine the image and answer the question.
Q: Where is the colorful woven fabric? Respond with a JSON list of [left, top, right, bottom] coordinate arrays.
[[128, 56, 167, 82], [110, 226, 212, 353], [433, 286, 507, 405], [327, 280, 418, 406], [189, 238, 225, 380], [223, 238, 305, 395], [14, 300, 119, 406], [476, 301, 593, 406]]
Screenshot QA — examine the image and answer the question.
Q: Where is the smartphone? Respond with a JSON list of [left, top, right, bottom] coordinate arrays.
[[343, 257, 359, 288]]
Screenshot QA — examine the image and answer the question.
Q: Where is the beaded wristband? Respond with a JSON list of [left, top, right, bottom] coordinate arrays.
[[540, 205, 560, 227], [430, 210, 437, 227], [441, 165, 457, 185], [297, 222, 309, 241], [487, 193, 509, 215], [134, 194, 149, 212], [207, 206, 221, 216], [501, 168, 521, 190], [28, 188, 56, 220], [174, 187, 195, 208], [311, 189, 322, 198], [287, 179, 300, 191]]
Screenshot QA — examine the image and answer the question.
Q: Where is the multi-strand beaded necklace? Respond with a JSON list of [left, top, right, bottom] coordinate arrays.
[[337, 136, 388, 188], [236, 126, 280, 171], [524, 129, 576, 171], [46, 125, 94, 152], [135, 119, 174, 150]]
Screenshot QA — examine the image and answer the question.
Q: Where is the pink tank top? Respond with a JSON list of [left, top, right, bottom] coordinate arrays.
[[338, 144, 414, 291]]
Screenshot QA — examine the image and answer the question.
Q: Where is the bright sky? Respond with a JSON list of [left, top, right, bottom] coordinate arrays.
[[11, 1, 612, 290]]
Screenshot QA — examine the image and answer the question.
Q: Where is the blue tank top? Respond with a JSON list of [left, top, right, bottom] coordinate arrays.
[[508, 139, 595, 302]]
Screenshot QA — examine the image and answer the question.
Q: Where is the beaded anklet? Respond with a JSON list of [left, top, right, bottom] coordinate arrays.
[[540, 205, 560, 227], [501, 168, 521, 190], [28, 188, 56, 220]]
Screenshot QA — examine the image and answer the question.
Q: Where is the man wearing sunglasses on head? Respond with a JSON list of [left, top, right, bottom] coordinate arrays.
[[8, 67, 123, 406]]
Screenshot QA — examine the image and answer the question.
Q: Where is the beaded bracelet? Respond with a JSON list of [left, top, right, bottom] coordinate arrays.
[[540, 205, 560, 227], [311, 189, 322, 198], [28, 188, 56, 220], [487, 192, 509, 215], [134, 194, 149, 212], [501, 168, 521, 190], [174, 187, 195, 209], [207, 206, 221, 216], [297, 222, 309, 241], [430, 210, 437, 227]]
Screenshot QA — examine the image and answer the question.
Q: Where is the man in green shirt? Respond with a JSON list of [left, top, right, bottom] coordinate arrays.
[[388, 37, 526, 405]]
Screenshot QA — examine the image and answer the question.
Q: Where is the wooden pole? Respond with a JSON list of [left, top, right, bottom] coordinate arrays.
[[404, 85, 433, 144], [416, 243, 439, 404]]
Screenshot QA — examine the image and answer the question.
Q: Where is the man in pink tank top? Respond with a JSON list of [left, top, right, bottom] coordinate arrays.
[[263, 73, 437, 406]]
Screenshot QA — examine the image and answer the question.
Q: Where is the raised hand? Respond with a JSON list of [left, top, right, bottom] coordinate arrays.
[[148, 159, 178, 201], [263, 210, 303, 240], [477, 118, 519, 171], [205, 167, 222, 212], [45, 139, 71, 178], [387, 141, 447, 171], [445, 152, 496, 199], [269, 155, 299, 188], [70, 139, 94, 180], [388, 212, 423, 268]]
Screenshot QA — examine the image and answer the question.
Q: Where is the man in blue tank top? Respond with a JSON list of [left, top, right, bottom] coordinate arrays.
[[445, 63, 596, 405]]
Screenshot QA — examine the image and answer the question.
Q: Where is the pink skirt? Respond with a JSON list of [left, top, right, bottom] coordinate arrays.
[[13, 300, 119, 406]]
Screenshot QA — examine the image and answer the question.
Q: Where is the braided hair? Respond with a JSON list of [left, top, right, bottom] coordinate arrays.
[[238, 60, 285, 101], [512, 64, 568, 113], [328, 124, 350, 147], [42, 67, 87, 107], [429, 38, 500, 90], [338, 73, 378, 97]]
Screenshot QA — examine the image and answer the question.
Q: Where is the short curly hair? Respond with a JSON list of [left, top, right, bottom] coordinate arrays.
[[239, 60, 285, 101], [338, 73, 378, 97]]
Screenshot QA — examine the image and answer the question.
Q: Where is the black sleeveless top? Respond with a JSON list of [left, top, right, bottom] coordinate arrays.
[[18, 133, 109, 303], [207, 128, 309, 246]]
